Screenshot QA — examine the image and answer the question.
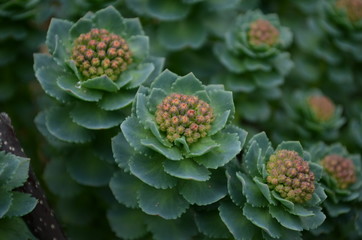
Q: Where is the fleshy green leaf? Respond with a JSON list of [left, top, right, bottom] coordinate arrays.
[[163, 159, 210, 181], [179, 170, 227, 205], [111, 132, 133, 171], [67, 151, 113, 187], [57, 73, 103, 102], [0, 189, 12, 218], [125, 63, 155, 89], [254, 177, 277, 205], [324, 201, 350, 217], [300, 208, 326, 230], [70, 102, 124, 130], [171, 73, 204, 95], [213, 43, 246, 73], [45, 106, 95, 143], [243, 203, 283, 239], [5, 192, 37, 217], [209, 110, 230, 136], [272, 52, 294, 76], [236, 172, 268, 207], [69, 18, 93, 39], [138, 185, 189, 219], [271, 191, 294, 210], [287, 205, 314, 217], [81, 75, 119, 92], [46, 18, 72, 54], [186, 137, 220, 158], [129, 153, 177, 189], [276, 141, 304, 157], [94, 6, 125, 35], [128, 36, 149, 61], [219, 201, 258, 240], [268, 205, 303, 231], [147, 88, 168, 113], [253, 71, 283, 88], [248, 132, 271, 157], [194, 132, 241, 169], [107, 204, 147, 239], [0, 218, 36, 240], [98, 90, 135, 111], [208, 89, 234, 123], [150, 69, 178, 94], [226, 169, 246, 207], [147, 0, 190, 20], [141, 138, 183, 160], [124, 18, 144, 36], [146, 213, 198, 240], [243, 141, 261, 177], [194, 209, 231, 238], [109, 171, 143, 208], [223, 125, 248, 150]]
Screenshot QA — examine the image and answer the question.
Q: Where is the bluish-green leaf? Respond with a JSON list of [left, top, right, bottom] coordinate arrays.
[[46, 18, 72, 54], [163, 159, 210, 181], [70, 102, 124, 130], [126, 63, 155, 89], [45, 106, 94, 143], [107, 204, 147, 239], [268, 205, 303, 231], [300, 208, 326, 230], [109, 171, 143, 208], [150, 69, 178, 94], [179, 170, 227, 205], [94, 6, 125, 35], [194, 209, 231, 238], [0, 189, 11, 218], [226, 170, 246, 207], [287, 205, 314, 217], [138, 185, 189, 219], [272, 52, 294, 76], [124, 18, 144, 36], [276, 141, 304, 157], [194, 132, 241, 169], [219, 201, 258, 240], [243, 141, 261, 176], [5, 192, 37, 217], [57, 73, 103, 102], [147, 88, 168, 113], [111, 132, 133, 171], [67, 151, 113, 187], [209, 110, 230, 136], [158, 19, 207, 50], [146, 213, 198, 240], [271, 191, 294, 210], [69, 18, 93, 39], [171, 73, 204, 95], [243, 203, 283, 239], [81, 75, 119, 92], [324, 201, 350, 217], [140, 137, 182, 160], [254, 177, 277, 205], [223, 125, 248, 150], [147, 0, 190, 20], [129, 153, 177, 189], [0, 218, 36, 240], [208, 89, 234, 122], [128, 36, 149, 61], [213, 43, 247, 73], [98, 90, 135, 111], [236, 172, 268, 207], [248, 132, 271, 156], [253, 71, 284, 88], [186, 137, 220, 158], [3, 156, 29, 190]]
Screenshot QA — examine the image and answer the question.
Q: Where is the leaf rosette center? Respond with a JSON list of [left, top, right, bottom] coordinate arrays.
[[307, 95, 335, 122], [247, 19, 280, 50], [336, 0, 362, 22]]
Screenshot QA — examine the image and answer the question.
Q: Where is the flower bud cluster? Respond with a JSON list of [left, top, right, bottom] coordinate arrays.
[[307, 95, 335, 122], [266, 150, 315, 204], [155, 93, 215, 144], [247, 19, 279, 48], [336, 0, 362, 22], [71, 28, 133, 81], [321, 154, 356, 189]]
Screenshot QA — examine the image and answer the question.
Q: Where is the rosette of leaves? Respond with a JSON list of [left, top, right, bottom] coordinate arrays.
[[213, 10, 293, 122], [219, 132, 326, 240], [280, 90, 345, 142], [0, 150, 37, 239], [34, 6, 163, 144], [110, 70, 247, 239], [124, 0, 242, 51], [308, 142, 362, 236]]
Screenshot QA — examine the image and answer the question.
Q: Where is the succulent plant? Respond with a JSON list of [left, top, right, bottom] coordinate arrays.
[[212, 10, 293, 122], [308, 142, 362, 237], [220, 132, 326, 239], [0, 150, 37, 239], [33, 6, 163, 143], [110, 69, 247, 239]]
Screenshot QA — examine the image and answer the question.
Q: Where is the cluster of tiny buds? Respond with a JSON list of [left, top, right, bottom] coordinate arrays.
[[266, 150, 315, 204], [307, 95, 335, 122], [155, 93, 215, 144], [336, 0, 362, 22], [247, 19, 279, 48], [71, 28, 133, 81], [321, 154, 356, 189]]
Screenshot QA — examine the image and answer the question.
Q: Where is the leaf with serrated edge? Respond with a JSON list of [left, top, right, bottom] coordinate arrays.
[[94, 6, 125, 35], [128, 36, 149, 61], [129, 153, 177, 189], [268, 205, 303, 231], [126, 63, 154, 89], [140, 138, 182, 160], [98, 90, 135, 111], [81, 75, 119, 92], [226, 169, 246, 207], [163, 159, 210, 181], [46, 18, 72, 54], [138, 184, 189, 219], [253, 177, 277, 205], [300, 208, 326, 230], [271, 191, 294, 210], [194, 210, 231, 238], [276, 141, 304, 157], [150, 69, 178, 94], [209, 110, 230, 136], [171, 73, 204, 95], [236, 172, 268, 207], [111, 132, 133, 171], [208, 90, 234, 123], [243, 141, 261, 177], [5, 192, 37, 217], [186, 137, 219, 158], [147, 88, 168, 113]]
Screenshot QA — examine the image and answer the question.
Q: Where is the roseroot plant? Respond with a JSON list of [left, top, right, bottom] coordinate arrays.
[[34, 6, 163, 143], [213, 10, 293, 122], [308, 142, 362, 238], [110, 69, 247, 239], [0, 150, 37, 239], [281, 90, 345, 142], [220, 132, 326, 239]]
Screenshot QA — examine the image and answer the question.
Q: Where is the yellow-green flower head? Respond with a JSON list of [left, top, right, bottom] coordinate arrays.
[[72, 28, 133, 81], [321, 154, 356, 189], [248, 19, 280, 49], [266, 150, 315, 204], [155, 93, 215, 144], [336, 0, 362, 22], [307, 95, 335, 122]]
